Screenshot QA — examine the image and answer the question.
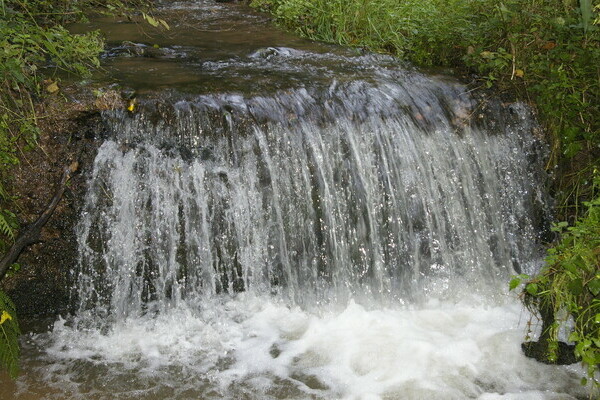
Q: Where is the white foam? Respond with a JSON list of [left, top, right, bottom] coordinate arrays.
[[11, 292, 587, 399]]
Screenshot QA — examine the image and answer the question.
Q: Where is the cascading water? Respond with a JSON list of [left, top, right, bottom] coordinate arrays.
[[2, 1, 590, 399], [76, 81, 545, 318]]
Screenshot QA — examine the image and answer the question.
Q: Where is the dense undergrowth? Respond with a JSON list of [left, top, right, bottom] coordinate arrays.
[[530, 176, 599, 385], [251, 0, 600, 389], [0, 0, 154, 378]]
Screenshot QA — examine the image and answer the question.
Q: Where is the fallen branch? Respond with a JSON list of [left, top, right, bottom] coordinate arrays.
[[0, 161, 78, 281]]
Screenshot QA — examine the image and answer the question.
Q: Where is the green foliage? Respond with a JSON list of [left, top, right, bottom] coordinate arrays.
[[0, 0, 107, 257], [512, 175, 600, 389], [251, 0, 476, 65], [462, 0, 599, 215], [0, 289, 20, 379]]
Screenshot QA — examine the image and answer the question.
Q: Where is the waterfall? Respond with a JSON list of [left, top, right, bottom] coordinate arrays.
[[11, 54, 587, 400], [3, 0, 588, 394], [73, 73, 548, 323]]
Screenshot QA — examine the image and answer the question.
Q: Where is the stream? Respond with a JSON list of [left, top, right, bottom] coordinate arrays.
[[0, 0, 590, 399]]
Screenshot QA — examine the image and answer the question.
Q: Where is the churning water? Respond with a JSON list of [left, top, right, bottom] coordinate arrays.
[[2, 1, 591, 399]]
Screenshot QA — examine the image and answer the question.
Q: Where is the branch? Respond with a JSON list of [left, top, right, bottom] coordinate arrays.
[[0, 161, 78, 281]]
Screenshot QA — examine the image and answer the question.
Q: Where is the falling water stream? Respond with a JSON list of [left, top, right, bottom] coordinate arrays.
[[1, 1, 591, 399]]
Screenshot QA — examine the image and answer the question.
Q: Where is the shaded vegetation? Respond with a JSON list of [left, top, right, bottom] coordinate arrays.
[[0, 288, 19, 378], [251, 0, 600, 389]]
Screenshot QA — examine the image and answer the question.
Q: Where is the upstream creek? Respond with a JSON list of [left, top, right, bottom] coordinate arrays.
[[0, 0, 591, 399]]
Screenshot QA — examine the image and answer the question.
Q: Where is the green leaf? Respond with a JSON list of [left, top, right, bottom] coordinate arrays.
[[159, 19, 170, 30], [568, 278, 583, 296], [562, 260, 578, 274], [526, 283, 538, 296], [0, 211, 15, 239], [143, 13, 160, 28], [563, 142, 582, 158], [569, 331, 581, 342], [588, 278, 600, 296], [509, 277, 521, 291], [550, 221, 568, 232]]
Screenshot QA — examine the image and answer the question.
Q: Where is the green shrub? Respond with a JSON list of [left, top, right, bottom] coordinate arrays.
[[512, 174, 599, 389], [461, 0, 599, 214], [0, 0, 106, 237]]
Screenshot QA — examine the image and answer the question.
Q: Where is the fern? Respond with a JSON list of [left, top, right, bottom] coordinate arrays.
[[0, 289, 20, 379], [0, 210, 16, 239], [0, 181, 17, 241]]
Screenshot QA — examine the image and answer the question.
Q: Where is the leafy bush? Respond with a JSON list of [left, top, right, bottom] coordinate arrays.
[[512, 174, 599, 389], [0, 0, 106, 249], [461, 0, 599, 215]]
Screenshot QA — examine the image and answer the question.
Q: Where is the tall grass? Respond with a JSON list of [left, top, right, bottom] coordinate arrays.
[[253, 0, 476, 65]]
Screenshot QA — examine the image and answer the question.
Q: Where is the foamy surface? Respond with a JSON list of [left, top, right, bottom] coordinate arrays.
[[2, 293, 588, 400]]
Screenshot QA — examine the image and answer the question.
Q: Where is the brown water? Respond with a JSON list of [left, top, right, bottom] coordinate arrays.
[[68, 0, 382, 95]]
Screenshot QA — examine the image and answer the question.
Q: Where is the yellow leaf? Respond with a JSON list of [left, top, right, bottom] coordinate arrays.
[[515, 69, 524, 78], [0, 310, 12, 324], [46, 82, 59, 94], [144, 13, 160, 28], [159, 19, 170, 30], [127, 99, 136, 112]]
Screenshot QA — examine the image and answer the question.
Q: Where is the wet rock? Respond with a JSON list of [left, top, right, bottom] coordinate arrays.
[[522, 341, 578, 365], [104, 41, 187, 60], [249, 47, 302, 60], [105, 41, 147, 57]]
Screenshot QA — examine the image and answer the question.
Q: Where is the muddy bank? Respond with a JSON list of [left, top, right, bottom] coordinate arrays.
[[1, 87, 125, 319]]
